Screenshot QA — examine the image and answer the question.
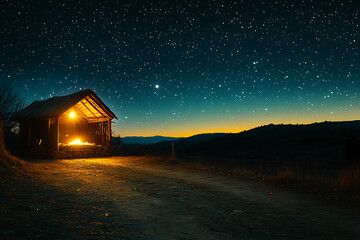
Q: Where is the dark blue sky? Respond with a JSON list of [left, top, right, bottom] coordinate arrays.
[[1, 1, 359, 136]]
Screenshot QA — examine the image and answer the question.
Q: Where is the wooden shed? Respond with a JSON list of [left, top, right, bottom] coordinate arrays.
[[13, 89, 117, 158]]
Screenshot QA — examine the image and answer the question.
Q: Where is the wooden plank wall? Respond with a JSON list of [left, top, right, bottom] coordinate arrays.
[[20, 117, 112, 150]]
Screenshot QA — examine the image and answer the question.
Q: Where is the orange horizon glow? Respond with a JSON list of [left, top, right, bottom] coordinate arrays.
[[115, 114, 360, 138]]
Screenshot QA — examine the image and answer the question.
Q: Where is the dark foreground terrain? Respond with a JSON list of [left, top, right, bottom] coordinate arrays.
[[115, 121, 360, 175], [1, 156, 359, 239]]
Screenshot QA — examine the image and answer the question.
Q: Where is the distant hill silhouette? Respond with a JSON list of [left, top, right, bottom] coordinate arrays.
[[113, 121, 360, 170], [113, 133, 227, 156], [180, 121, 360, 160], [120, 136, 183, 144]]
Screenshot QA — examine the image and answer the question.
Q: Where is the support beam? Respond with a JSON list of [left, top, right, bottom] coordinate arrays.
[[55, 117, 59, 151], [80, 100, 99, 119], [86, 96, 107, 118], [88, 94, 115, 119], [72, 105, 89, 120], [108, 118, 111, 147], [87, 117, 109, 123], [47, 118, 51, 148]]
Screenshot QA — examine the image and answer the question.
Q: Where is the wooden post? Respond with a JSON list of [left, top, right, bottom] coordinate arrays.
[[100, 121, 104, 146], [55, 117, 59, 150], [47, 118, 51, 148], [108, 118, 112, 147]]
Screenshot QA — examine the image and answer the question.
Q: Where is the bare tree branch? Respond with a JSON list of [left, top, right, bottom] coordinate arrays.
[[0, 82, 24, 130]]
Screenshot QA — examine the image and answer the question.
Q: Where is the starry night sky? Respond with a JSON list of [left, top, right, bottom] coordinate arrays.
[[1, 1, 359, 137]]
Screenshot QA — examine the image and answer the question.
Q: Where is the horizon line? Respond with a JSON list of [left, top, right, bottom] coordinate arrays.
[[115, 119, 360, 138]]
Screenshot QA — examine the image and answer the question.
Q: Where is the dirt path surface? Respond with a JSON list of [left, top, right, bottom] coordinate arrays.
[[1, 156, 359, 239]]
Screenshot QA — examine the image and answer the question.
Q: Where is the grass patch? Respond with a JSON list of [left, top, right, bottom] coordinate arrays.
[[267, 169, 304, 184], [258, 163, 360, 197], [337, 164, 360, 193], [165, 156, 360, 197]]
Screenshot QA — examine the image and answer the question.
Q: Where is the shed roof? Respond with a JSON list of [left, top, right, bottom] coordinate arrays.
[[13, 89, 117, 120]]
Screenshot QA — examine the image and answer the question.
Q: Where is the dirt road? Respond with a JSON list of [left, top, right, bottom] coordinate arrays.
[[1, 156, 359, 239]]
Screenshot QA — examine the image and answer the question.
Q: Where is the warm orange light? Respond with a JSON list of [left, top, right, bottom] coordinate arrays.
[[70, 111, 76, 118], [68, 139, 95, 146], [69, 139, 81, 145]]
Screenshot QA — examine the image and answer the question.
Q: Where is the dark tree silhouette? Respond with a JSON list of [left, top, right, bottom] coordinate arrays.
[[0, 83, 24, 130]]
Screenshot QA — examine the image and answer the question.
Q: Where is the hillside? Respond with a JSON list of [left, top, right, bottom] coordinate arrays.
[[113, 121, 360, 171], [113, 133, 228, 156], [180, 121, 360, 159]]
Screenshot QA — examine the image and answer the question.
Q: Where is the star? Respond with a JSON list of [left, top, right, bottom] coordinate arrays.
[[1, 1, 358, 137]]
